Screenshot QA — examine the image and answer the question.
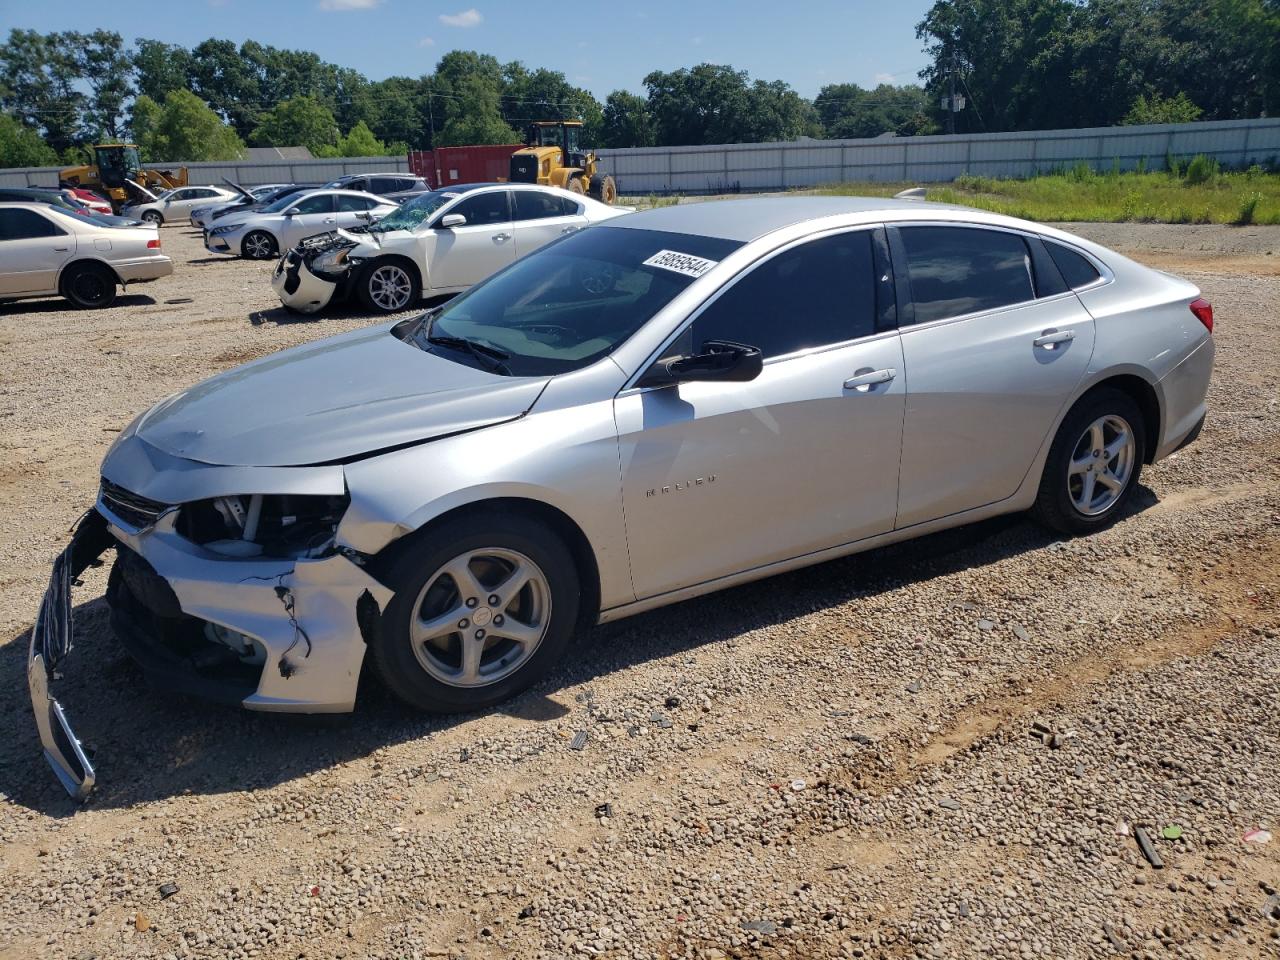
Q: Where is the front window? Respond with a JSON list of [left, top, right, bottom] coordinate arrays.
[[565, 125, 581, 154], [261, 191, 314, 213], [403, 227, 743, 376], [535, 125, 561, 147], [370, 190, 460, 232]]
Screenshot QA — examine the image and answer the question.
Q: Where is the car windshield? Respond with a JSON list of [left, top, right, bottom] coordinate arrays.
[[407, 227, 743, 376], [153, 189, 178, 202], [370, 190, 458, 232]]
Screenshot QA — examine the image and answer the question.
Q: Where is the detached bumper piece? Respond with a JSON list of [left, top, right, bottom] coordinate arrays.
[[28, 511, 114, 801]]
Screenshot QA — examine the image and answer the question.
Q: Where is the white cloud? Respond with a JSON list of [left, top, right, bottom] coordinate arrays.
[[418, 36, 436, 47], [319, 0, 380, 8], [439, 8, 482, 27], [874, 72, 895, 84]]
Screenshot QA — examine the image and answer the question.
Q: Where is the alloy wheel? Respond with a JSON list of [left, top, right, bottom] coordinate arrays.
[[1068, 414, 1135, 516], [244, 233, 274, 259], [368, 264, 412, 310], [410, 547, 551, 688]]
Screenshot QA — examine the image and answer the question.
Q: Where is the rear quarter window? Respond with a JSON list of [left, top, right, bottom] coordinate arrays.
[[1046, 241, 1102, 290]]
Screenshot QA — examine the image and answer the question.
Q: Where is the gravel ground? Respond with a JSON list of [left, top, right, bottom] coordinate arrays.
[[0, 222, 1278, 960]]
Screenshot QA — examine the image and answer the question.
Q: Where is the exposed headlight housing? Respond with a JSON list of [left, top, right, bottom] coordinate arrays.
[[176, 493, 350, 560], [311, 247, 351, 278]]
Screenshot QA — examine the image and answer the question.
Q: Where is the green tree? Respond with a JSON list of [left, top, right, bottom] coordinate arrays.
[[817, 83, 933, 138], [644, 64, 815, 145], [66, 30, 133, 138], [434, 67, 520, 147], [0, 113, 59, 167], [0, 29, 84, 153], [250, 95, 338, 154], [600, 90, 656, 147], [1124, 91, 1203, 124], [317, 120, 395, 157], [136, 89, 244, 161], [500, 62, 603, 143], [368, 76, 432, 148], [132, 39, 192, 102], [188, 38, 264, 138]]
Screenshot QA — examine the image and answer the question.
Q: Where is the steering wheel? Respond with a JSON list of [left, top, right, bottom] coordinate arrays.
[[575, 262, 619, 295]]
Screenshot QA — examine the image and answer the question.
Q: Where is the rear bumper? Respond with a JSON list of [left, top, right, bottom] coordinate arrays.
[[116, 255, 173, 284], [1154, 335, 1215, 461]]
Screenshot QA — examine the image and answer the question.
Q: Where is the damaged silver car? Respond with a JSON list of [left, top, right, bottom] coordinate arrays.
[[31, 197, 1214, 799]]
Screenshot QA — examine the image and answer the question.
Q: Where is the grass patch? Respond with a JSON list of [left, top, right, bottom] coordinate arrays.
[[814, 164, 1280, 225]]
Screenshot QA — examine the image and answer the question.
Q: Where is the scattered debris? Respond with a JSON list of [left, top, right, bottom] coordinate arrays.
[[825, 862, 849, 871], [310, 886, 320, 897], [1161, 824, 1183, 840], [164, 297, 194, 304], [664, 695, 682, 709], [905, 680, 922, 694], [977, 618, 995, 631], [158, 882, 179, 900], [594, 802, 613, 819], [1242, 827, 1272, 845], [1134, 826, 1164, 868], [1261, 894, 1280, 920], [518, 904, 537, 919], [740, 919, 777, 936], [957, 900, 970, 918], [938, 797, 962, 811], [1115, 821, 1130, 837], [790, 779, 807, 792], [1102, 923, 1125, 952], [1011, 623, 1031, 642], [134, 912, 150, 932], [569, 731, 588, 751], [459, 747, 470, 762], [849, 733, 875, 746]]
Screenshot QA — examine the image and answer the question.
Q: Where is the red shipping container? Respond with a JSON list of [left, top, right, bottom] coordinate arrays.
[[408, 145, 523, 189]]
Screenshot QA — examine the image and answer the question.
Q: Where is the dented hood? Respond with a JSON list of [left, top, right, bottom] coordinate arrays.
[[134, 325, 549, 467]]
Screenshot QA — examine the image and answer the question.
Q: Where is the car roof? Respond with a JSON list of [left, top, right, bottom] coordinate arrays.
[[606, 195, 972, 241]]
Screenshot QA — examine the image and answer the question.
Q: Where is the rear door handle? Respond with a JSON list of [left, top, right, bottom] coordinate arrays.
[[844, 367, 897, 391], [53, 246, 70, 251], [1033, 329, 1075, 348], [561, 225, 581, 234]]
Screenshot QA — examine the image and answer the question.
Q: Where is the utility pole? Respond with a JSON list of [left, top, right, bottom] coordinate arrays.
[[947, 55, 957, 135]]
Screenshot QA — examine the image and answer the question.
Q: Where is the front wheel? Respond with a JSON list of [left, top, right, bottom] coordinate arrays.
[[358, 260, 420, 313], [241, 230, 278, 260], [1031, 388, 1145, 535], [141, 210, 162, 225], [370, 513, 580, 713]]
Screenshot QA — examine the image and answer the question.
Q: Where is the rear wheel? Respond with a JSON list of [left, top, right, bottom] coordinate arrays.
[[370, 513, 580, 713], [1031, 388, 1145, 535], [141, 210, 162, 225], [241, 230, 277, 260], [358, 259, 420, 313], [588, 174, 617, 204], [61, 262, 117, 309]]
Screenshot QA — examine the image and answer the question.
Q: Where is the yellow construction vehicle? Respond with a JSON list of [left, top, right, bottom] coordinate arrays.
[[59, 144, 188, 213], [507, 121, 616, 204]]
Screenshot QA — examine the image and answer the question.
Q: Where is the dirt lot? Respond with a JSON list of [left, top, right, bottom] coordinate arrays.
[[0, 221, 1278, 960]]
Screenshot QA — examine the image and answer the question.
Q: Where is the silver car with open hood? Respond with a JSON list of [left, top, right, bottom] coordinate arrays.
[[31, 197, 1215, 798]]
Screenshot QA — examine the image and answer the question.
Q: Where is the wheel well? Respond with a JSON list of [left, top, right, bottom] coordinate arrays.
[[241, 229, 277, 254], [59, 258, 121, 292], [1080, 375, 1161, 463], [370, 498, 601, 627]]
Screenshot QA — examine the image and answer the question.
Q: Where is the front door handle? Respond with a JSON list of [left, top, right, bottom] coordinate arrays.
[[844, 367, 897, 391], [323, 217, 337, 223], [1033, 328, 1075, 349], [493, 232, 512, 241]]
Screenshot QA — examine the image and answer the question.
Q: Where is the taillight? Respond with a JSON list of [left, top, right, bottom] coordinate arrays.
[[1189, 297, 1213, 333], [147, 238, 161, 249]]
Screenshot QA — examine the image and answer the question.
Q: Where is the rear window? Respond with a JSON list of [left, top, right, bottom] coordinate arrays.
[[898, 226, 1035, 325], [1046, 241, 1102, 290]]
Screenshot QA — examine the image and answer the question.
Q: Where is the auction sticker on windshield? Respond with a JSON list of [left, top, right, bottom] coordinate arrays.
[[642, 250, 719, 278]]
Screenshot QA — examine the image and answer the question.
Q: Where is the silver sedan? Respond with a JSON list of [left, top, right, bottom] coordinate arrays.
[[31, 197, 1214, 798]]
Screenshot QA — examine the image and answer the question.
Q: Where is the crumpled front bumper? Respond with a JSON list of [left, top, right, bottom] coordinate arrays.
[[30, 485, 395, 800], [271, 248, 343, 314]]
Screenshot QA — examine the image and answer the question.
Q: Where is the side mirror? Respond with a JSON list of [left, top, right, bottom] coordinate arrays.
[[283, 206, 300, 217], [638, 339, 763, 388], [355, 211, 373, 221], [438, 213, 466, 229]]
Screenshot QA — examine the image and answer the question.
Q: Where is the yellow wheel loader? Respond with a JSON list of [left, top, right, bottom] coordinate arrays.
[[507, 121, 617, 204], [60, 144, 188, 213]]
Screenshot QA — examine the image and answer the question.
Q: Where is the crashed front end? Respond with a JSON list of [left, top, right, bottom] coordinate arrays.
[[272, 231, 362, 314], [29, 433, 392, 800]]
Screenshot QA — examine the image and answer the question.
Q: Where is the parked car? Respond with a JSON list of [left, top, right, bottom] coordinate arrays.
[[324, 172, 429, 202], [193, 185, 319, 230], [273, 183, 631, 314], [122, 185, 240, 225], [189, 181, 294, 227], [64, 187, 113, 215], [29, 195, 1217, 800], [0, 187, 145, 228], [0, 201, 172, 309], [203, 189, 398, 259]]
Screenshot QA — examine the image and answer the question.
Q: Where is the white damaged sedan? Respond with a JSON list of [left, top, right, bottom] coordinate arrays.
[[272, 182, 631, 314]]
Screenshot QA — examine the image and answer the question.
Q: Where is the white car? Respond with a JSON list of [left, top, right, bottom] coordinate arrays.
[[122, 185, 240, 225], [204, 189, 398, 260], [0, 201, 172, 308], [189, 182, 292, 228], [272, 183, 632, 314]]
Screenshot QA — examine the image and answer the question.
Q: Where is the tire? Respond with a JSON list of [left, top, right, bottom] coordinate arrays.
[[370, 512, 581, 713], [241, 230, 278, 260], [588, 174, 617, 204], [1031, 388, 1146, 536], [61, 262, 117, 309], [358, 259, 421, 314], [142, 210, 163, 225], [565, 176, 586, 195]]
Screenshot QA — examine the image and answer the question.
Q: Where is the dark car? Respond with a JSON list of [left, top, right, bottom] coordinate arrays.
[[323, 173, 429, 203]]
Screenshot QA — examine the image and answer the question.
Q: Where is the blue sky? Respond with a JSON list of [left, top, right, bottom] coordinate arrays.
[[0, 0, 932, 99]]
